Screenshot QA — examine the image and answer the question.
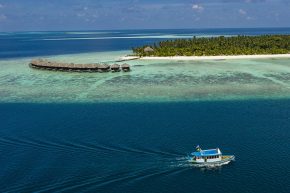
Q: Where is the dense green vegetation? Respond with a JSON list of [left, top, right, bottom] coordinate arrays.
[[132, 35, 290, 57]]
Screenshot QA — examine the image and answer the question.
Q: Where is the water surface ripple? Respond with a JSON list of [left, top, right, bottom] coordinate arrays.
[[1, 101, 290, 193]]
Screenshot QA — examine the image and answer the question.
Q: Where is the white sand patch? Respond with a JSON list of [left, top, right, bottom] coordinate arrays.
[[140, 54, 290, 61]]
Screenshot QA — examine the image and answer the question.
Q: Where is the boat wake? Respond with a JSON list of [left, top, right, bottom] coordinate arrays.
[[0, 135, 232, 192], [3, 160, 189, 193], [0, 136, 183, 157], [170, 156, 232, 170], [192, 161, 231, 169]]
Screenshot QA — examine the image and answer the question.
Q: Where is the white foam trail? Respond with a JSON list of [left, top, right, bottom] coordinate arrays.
[[171, 156, 232, 169], [26, 34, 235, 41], [191, 34, 233, 38], [193, 161, 231, 168], [65, 32, 119, 35], [37, 35, 195, 41]]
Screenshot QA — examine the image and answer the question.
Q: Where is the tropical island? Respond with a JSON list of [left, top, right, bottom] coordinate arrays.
[[131, 35, 290, 59]]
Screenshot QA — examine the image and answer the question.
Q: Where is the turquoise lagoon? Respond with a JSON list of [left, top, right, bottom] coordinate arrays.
[[1, 51, 290, 103]]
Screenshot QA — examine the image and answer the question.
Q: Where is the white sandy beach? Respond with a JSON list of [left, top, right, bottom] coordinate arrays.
[[140, 54, 290, 61], [120, 54, 290, 61]]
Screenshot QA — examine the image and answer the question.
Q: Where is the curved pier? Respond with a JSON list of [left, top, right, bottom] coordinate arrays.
[[29, 59, 130, 72]]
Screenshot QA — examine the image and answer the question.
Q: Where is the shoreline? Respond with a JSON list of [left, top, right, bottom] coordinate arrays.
[[120, 54, 290, 61], [139, 54, 290, 61]]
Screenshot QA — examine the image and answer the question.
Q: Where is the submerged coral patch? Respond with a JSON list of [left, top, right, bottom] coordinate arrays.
[[1, 51, 290, 103]]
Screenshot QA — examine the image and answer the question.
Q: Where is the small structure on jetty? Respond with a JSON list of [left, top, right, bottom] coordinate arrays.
[[121, 64, 131, 72], [111, 64, 121, 72], [29, 59, 130, 72]]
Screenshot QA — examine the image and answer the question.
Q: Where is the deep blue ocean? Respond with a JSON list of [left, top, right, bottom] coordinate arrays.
[[1, 101, 290, 193], [1, 28, 290, 193], [1, 27, 290, 59]]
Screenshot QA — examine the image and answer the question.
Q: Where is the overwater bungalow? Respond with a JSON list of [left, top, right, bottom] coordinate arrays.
[[121, 64, 131, 72], [111, 64, 121, 72]]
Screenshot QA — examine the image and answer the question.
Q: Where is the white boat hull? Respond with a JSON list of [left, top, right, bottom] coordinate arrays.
[[188, 155, 235, 167]]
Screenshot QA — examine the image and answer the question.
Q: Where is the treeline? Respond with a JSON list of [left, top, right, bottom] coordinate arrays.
[[132, 35, 290, 57]]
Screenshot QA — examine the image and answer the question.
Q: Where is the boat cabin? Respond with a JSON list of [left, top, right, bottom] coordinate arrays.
[[191, 147, 222, 163]]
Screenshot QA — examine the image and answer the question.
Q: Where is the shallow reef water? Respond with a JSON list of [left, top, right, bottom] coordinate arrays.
[[0, 51, 290, 103]]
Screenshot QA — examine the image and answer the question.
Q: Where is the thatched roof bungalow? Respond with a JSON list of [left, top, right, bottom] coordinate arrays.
[[121, 63, 131, 72], [111, 64, 121, 72], [144, 46, 154, 52]]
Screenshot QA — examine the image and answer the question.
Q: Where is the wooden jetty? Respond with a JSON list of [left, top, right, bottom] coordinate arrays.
[[98, 64, 110, 73], [29, 59, 130, 72], [116, 56, 140, 62]]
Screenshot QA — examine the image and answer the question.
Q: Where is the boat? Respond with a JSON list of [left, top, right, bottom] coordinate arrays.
[[188, 145, 235, 166]]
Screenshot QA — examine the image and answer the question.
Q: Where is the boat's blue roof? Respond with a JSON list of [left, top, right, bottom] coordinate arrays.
[[191, 149, 221, 157]]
